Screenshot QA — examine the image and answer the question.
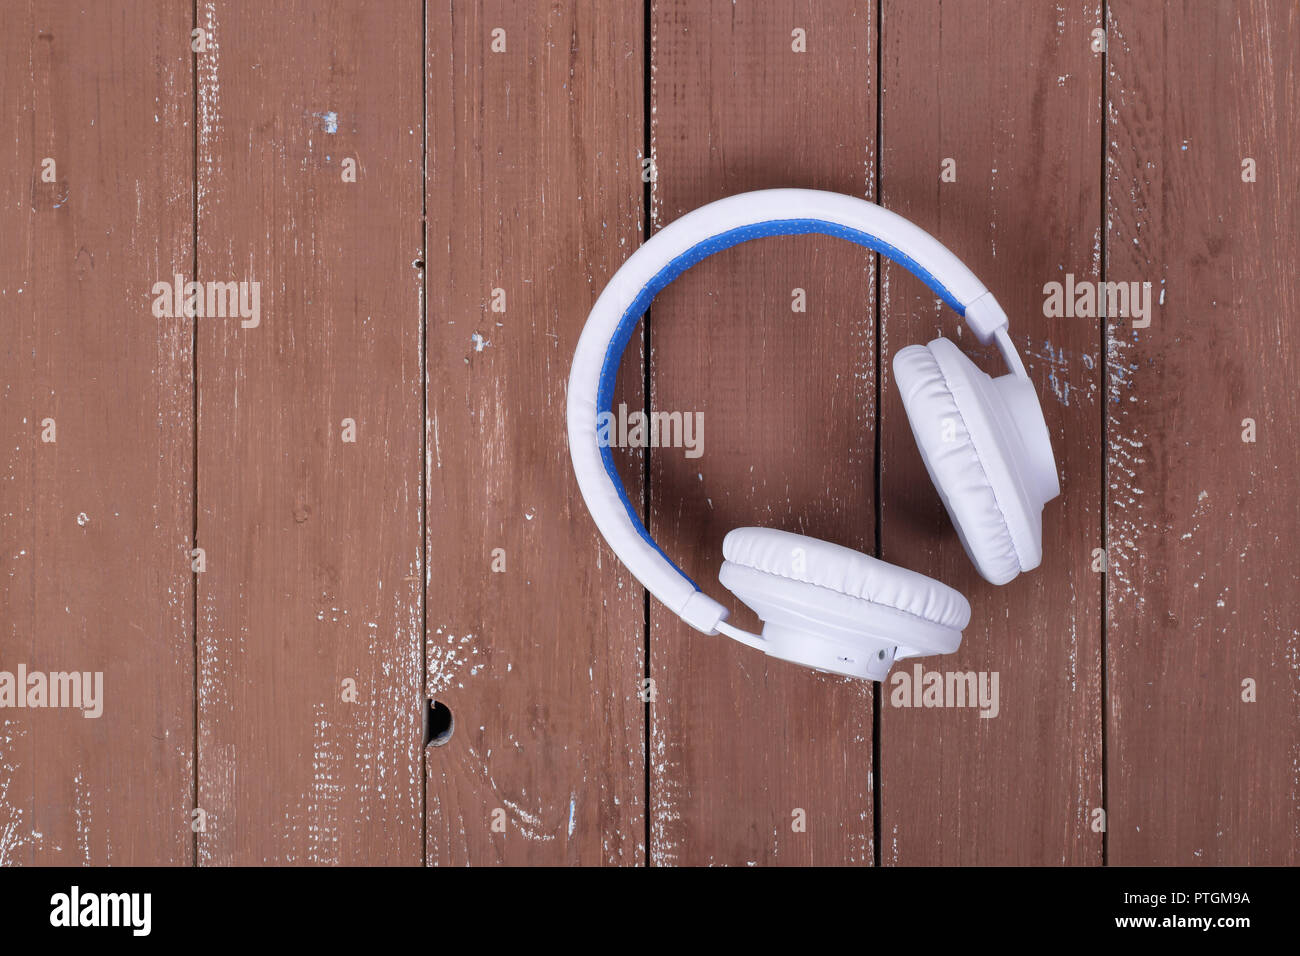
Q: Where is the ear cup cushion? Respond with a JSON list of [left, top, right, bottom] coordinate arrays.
[[893, 340, 1024, 585], [720, 527, 971, 631]]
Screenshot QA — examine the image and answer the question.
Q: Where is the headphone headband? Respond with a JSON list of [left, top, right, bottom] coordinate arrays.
[[567, 189, 1016, 634]]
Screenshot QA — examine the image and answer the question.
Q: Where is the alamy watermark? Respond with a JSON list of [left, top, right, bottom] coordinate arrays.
[[889, 664, 1000, 718], [0, 664, 103, 718], [597, 402, 703, 459], [1043, 273, 1152, 328], [151, 274, 260, 328], [50, 886, 150, 936]]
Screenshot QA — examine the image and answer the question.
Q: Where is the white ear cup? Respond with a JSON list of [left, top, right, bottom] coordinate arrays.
[[893, 338, 1059, 585], [717, 528, 970, 680]]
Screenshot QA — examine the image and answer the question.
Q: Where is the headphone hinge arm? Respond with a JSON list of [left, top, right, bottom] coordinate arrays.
[[715, 619, 767, 651], [964, 292, 1028, 380], [993, 327, 1030, 380]]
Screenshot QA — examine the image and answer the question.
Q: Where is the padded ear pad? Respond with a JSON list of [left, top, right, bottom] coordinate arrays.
[[718, 527, 970, 679], [893, 337, 1057, 585]]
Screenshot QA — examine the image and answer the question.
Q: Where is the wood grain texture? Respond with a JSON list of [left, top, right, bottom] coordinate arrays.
[[425, 1, 648, 864], [648, 0, 877, 866], [195, 0, 424, 865], [878, 0, 1104, 865], [0, 2, 195, 865], [1105, 0, 1299, 865]]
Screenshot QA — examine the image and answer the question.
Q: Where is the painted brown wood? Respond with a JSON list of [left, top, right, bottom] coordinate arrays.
[[648, 0, 877, 865], [194, 0, 424, 865], [878, 1, 1104, 864], [0, 2, 194, 865], [1105, 0, 1299, 865], [424, 1, 648, 864]]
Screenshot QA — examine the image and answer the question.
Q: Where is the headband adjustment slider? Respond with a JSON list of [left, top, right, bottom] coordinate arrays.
[[679, 589, 728, 634], [963, 291, 1008, 344]]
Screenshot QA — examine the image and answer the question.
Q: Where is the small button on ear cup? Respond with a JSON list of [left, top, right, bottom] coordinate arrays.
[[893, 338, 1056, 585], [717, 527, 970, 680]]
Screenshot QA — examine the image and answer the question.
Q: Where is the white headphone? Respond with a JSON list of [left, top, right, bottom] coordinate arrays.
[[567, 189, 1059, 681]]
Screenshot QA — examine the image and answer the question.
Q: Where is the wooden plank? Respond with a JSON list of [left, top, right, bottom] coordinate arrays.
[[878, 1, 1104, 864], [648, 0, 877, 866], [1105, 0, 1299, 865], [425, 1, 647, 864], [195, 0, 424, 865], [0, 2, 194, 865]]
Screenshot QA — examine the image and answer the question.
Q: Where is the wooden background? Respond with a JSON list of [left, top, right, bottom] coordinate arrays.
[[1, 0, 1295, 866]]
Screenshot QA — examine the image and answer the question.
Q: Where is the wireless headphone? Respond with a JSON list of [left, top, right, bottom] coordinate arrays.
[[567, 189, 1059, 681]]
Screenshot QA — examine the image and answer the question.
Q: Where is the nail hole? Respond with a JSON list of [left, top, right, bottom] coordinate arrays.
[[425, 699, 454, 747]]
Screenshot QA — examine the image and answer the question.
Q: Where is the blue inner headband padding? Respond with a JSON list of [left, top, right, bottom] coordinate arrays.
[[594, 217, 968, 589]]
